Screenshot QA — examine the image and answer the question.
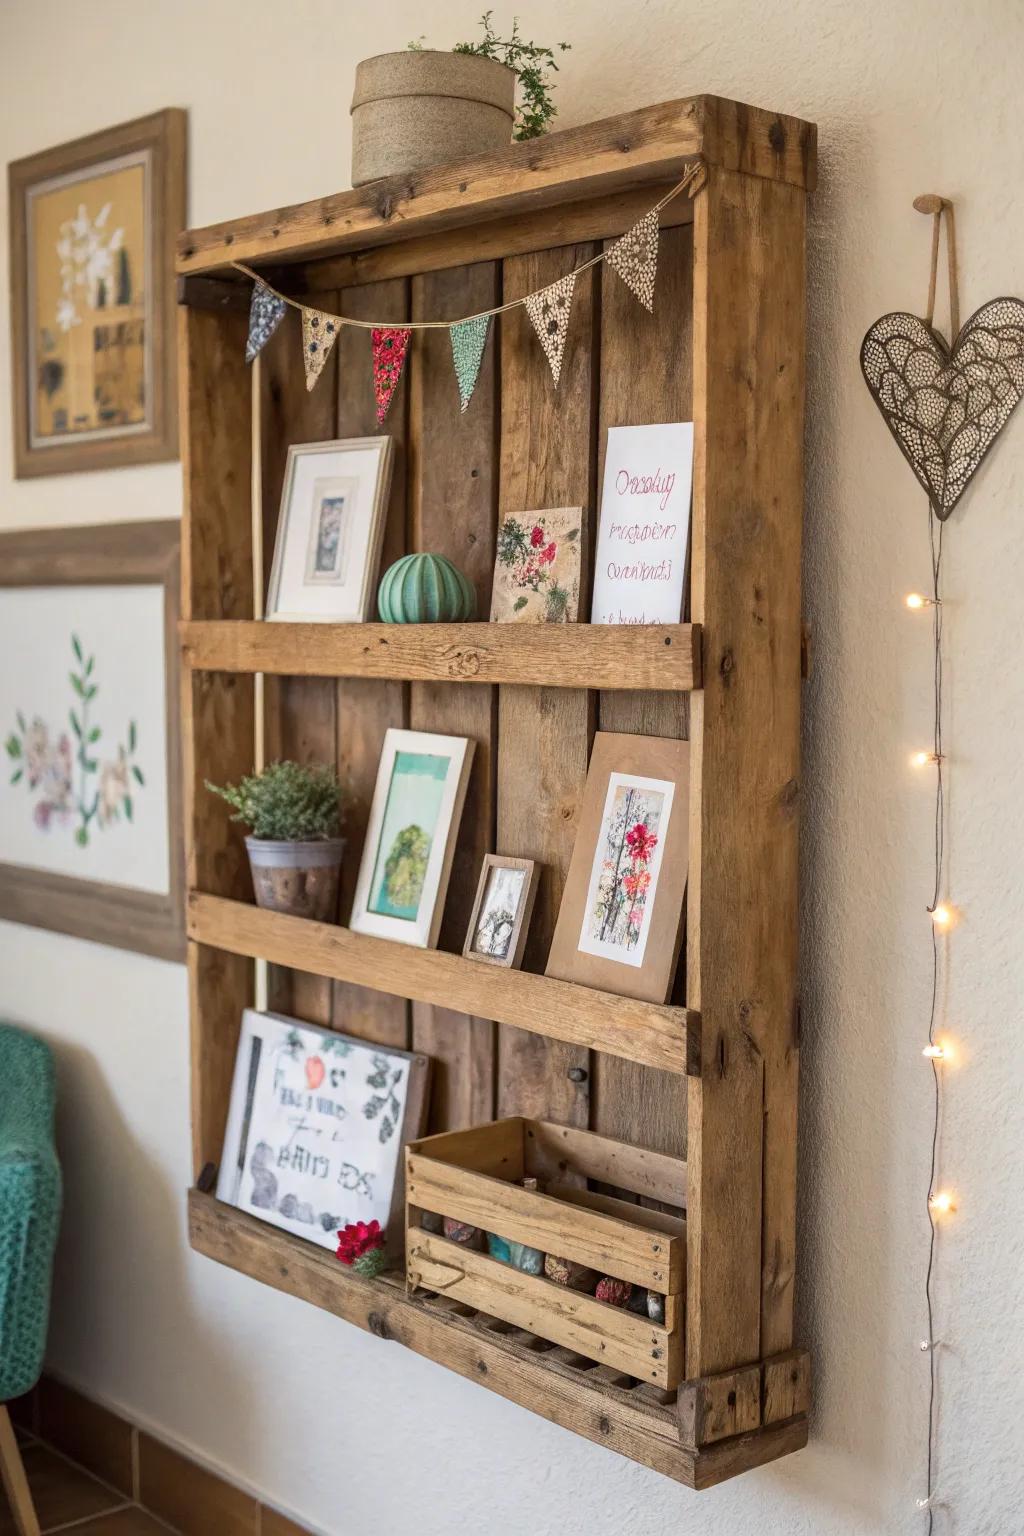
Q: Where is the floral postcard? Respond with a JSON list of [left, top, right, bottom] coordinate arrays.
[[578, 772, 674, 968], [490, 506, 583, 623]]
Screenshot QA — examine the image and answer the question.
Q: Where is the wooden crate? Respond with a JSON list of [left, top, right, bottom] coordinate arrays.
[[406, 1118, 685, 1388], [179, 92, 815, 1484]]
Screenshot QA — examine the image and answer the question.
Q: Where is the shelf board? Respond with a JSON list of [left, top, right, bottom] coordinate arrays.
[[180, 620, 701, 691], [189, 1191, 808, 1488], [188, 893, 699, 1076]]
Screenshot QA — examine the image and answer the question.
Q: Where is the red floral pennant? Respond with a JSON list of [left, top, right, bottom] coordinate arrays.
[[371, 327, 412, 424]]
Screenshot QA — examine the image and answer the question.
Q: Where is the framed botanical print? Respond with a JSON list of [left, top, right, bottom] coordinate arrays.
[[0, 521, 184, 961], [463, 855, 540, 969], [350, 728, 475, 949], [546, 732, 690, 1003], [8, 109, 186, 478], [266, 437, 394, 622]]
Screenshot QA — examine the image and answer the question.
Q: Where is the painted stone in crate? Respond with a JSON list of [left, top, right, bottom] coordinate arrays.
[[377, 552, 477, 623], [595, 1276, 633, 1308], [486, 1232, 544, 1275], [544, 1254, 598, 1292], [647, 1291, 666, 1324], [443, 1217, 481, 1248]]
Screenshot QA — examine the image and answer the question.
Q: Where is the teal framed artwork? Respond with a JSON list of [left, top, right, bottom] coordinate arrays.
[[350, 728, 475, 948]]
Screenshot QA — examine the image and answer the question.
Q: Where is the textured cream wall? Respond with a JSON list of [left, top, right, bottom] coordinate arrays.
[[3, 2, 1024, 1532]]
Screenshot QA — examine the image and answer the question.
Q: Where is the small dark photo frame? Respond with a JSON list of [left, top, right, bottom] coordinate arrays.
[[462, 854, 540, 970]]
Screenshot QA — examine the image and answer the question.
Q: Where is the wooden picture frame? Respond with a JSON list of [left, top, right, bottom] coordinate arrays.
[[0, 521, 184, 961], [546, 732, 690, 1003], [8, 109, 186, 478], [350, 728, 475, 950], [462, 855, 540, 969], [266, 437, 394, 622]]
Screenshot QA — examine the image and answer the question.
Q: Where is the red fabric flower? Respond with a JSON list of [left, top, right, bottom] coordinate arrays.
[[530, 525, 545, 548], [541, 542, 557, 564], [336, 1219, 385, 1265], [625, 821, 658, 862]]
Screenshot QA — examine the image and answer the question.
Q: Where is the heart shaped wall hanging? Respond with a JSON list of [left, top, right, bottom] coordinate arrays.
[[860, 298, 1024, 518]]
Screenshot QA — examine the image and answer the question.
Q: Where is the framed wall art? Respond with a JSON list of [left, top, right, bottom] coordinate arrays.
[[462, 854, 540, 969], [590, 422, 693, 624], [217, 1009, 430, 1257], [266, 437, 394, 622], [546, 731, 690, 1002], [350, 728, 475, 949], [490, 507, 583, 623], [8, 109, 186, 478], [0, 521, 184, 960]]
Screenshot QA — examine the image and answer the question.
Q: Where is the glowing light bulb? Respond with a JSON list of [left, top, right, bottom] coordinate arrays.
[[910, 750, 942, 768], [905, 592, 928, 610], [929, 1191, 956, 1215], [930, 903, 955, 929], [922, 1043, 950, 1061]]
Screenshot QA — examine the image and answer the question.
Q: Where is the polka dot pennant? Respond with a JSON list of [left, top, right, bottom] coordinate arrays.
[[301, 308, 340, 392], [523, 272, 576, 386], [371, 326, 412, 424], [449, 315, 490, 412], [245, 281, 286, 364], [605, 208, 659, 313]]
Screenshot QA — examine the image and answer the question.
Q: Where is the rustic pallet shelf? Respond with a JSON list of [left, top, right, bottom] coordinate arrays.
[[180, 620, 701, 690], [189, 1190, 809, 1490], [180, 92, 814, 1486], [188, 892, 698, 1075]]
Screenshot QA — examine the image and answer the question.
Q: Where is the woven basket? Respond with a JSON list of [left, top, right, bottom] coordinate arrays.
[[351, 50, 515, 187]]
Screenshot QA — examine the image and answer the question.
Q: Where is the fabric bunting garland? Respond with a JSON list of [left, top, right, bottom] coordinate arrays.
[[450, 315, 490, 412], [301, 308, 341, 391], [605, 207, 659, 312], [523, 272, 577, 387], [245, 281, 287, 363], [371, 326, 412, 423]]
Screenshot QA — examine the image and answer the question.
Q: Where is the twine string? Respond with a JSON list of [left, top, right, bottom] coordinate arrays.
[[233, 160, 705, 332]]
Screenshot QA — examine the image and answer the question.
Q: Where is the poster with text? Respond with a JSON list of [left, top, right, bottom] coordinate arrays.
[[217, 1010, 417, 1252], [590, 423, 694, 624]]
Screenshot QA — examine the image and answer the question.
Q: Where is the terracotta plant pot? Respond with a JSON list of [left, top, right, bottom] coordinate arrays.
[[245, 837, 344, 922], [350, 50, 515, 187]]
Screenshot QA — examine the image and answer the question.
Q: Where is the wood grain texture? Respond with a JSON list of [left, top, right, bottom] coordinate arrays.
[[592, 223, 694, 1178], [495, 244, 598, 1126], [10, 109, 185, 478], [181, 620, 699, 690], [677, 1363, 761, 1448], [176, 97, 816, 275], [188, 893, 695, 1075], [407, 261, 499, 1134], [331, 278, 411, 1048], [685, 168, 804, 1375], [189, 1191, 806, 1489]]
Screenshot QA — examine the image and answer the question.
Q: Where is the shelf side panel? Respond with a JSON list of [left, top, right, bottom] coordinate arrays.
[[408, 261, 500, 1133], [592, 221, 694, 1199], [495, 246, 599, 1129], [686, 168, 804, 1375]]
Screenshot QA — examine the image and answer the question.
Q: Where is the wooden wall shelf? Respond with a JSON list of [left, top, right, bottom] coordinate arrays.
[[188, 892, 699, 1075], [189, 1191, 809, 1490], [180, 620, 701, 691], [179, 91, 813, 1487]]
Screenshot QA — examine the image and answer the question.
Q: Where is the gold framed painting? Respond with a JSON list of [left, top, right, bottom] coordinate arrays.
[[8, 109, 186, 478]]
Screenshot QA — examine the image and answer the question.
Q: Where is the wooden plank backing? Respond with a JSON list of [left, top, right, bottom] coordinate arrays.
[[685, 167, 804, 1375], [495, 244, 598, 1128], [592, 223, 693, 1188], [408, 262, 499, 1133]]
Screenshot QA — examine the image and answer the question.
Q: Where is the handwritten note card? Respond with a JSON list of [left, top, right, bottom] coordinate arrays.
[[217, 1009, 416, 1252], [590, 423, 694, 624]]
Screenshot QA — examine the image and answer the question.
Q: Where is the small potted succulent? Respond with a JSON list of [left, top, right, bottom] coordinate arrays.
[[207, 761, 346, 922], [350, 14, 570, 186]]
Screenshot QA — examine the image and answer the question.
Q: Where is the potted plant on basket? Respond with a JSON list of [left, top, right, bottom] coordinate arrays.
[[207, 761, 346, 922], [350, 13, 570, 186]]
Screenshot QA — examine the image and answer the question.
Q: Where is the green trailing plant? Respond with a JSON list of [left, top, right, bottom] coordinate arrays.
[[410, 13, 570, 140], [206, 760, 345, 841]]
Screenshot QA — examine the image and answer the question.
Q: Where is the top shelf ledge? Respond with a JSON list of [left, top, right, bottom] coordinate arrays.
[[175, 95, 817, 277]]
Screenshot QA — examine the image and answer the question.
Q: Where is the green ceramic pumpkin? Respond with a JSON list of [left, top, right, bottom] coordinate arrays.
[[377, 553, 477, 623]]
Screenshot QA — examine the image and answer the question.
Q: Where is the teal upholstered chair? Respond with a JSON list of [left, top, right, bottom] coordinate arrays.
[[0, 1024, 61, 1536]]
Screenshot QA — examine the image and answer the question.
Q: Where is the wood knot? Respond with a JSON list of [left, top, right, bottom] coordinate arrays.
[[599, 1416, 611, 1435], [443, 647, 481, 678], [719, 649, 735, 681], [377, 196, 394, 221], [768, 120, 786, 154], [778, 777, 800, 815], [367, 1311, 391, 1340], [476, 1359, 488, 1375]]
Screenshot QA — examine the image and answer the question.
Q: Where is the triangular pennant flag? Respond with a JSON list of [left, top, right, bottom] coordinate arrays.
[[245, 281, 286, 363], [605, 208, 659, 312], [450, 316, 490, 413], [301, 308, 341, 391], [523, 272, 576, 386], [371, 326, 412, 423]]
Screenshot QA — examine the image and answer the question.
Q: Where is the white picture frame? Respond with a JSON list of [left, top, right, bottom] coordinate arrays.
[[266, 436, 394, 623], [350, 728, 475, 949]]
